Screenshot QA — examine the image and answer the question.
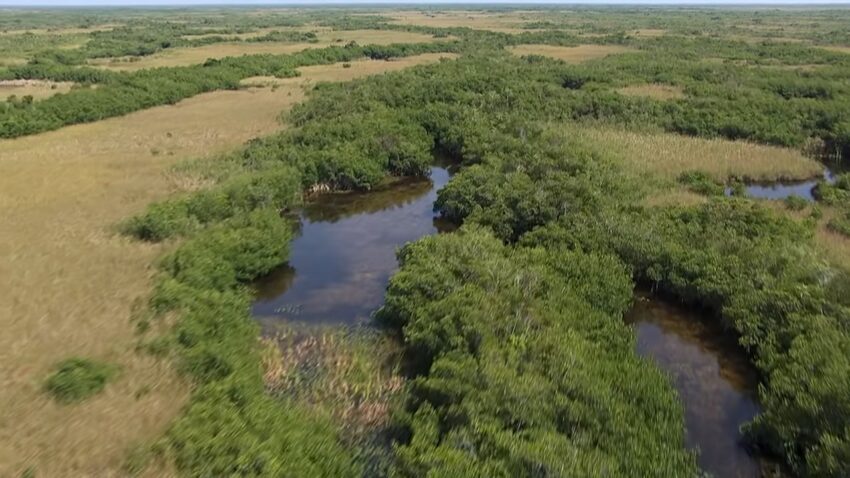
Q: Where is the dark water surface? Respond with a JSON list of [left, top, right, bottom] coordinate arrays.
[[626, 294, 762, 478], [252, 166, 452, 325], [725, 169, 834, 201], [254, 162, 770, 476]]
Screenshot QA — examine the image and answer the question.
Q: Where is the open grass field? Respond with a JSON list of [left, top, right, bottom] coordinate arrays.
[[385, 10, 534, 33], [507, 44, 637, 63], [617, 83, 685, 101], [240, 52, 457, 87], [88, 29, 441, 71], [820, 45, 850, 55], [568, 125, 824, 182], [0, 51, 449, 477], [0, 80, 76, 101], [816, 217, 850, 271]]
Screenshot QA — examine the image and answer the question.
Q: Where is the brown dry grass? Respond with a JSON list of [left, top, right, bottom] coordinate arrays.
[[0, 88, 308, 478], [0, 53, 452, 476], [0, 80, 75, 100], [508, 44, 637, 63], [568, 125, 823, 182], [240, 52, 457, 87], [262, 328, 403, 433], [0, 56, 27, 67], [89, 29, 440, 71], [617, 83, 685, 101], [642, 189, 709, 208], [816, 222, 850, 271], [632, 29, 667, 38], [761, 201, 850, 271], [386, 10, 532, 33], [818, 45, 850, 55], [0, 25, 118, 36]]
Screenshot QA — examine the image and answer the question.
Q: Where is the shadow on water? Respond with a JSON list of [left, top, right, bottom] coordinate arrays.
[[626, 292, 762, 478], [252, 165, 452, 329], [725, 169, 834, 202], [725, 153, 849, 202]]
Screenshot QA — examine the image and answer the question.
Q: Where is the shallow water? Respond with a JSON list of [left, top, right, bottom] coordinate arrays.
[[252, 166, 451, 326], [726, 169, 834, 201], [626, 294, 762, 478]]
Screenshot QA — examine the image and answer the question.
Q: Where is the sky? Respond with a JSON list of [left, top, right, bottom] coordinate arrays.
[[1, 0, 849, 5]]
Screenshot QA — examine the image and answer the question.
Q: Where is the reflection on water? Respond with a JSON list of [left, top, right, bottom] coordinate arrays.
[[252, 167, 451, 326], [726, 169, 834, 201], [626, 294, 761, 478]]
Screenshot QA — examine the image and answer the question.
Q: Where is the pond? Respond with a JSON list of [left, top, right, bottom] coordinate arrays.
[[725, 169, 834, 201], [626, 293, 763, 478], [252, 165, 452, 327]]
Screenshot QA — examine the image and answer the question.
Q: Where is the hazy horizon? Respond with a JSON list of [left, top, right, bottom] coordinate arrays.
[[2, 0, 849, 6]]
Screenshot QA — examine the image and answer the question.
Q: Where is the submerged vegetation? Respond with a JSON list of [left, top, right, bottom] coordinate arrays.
[[5, 5, 850, 477]]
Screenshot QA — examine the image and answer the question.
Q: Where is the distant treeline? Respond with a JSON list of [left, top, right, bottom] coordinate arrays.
[[4, 22, 850, 156], [0, 40, 460, 139]]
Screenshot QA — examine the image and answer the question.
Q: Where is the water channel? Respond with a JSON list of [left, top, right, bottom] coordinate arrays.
[[252, 164, 768, 477], [627, 293, 763, 478], [252, 165, 453, 327]]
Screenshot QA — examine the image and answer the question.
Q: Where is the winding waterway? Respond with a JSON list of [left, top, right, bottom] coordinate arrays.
[[252, 164, 768, 477], [252, 166, 452, 326], [626, 293, 762, 478]]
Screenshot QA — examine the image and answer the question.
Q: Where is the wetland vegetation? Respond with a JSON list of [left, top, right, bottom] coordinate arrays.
[[2, 5, 850, 478]]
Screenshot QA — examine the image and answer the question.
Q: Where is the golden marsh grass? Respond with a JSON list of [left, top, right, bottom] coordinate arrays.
[[569, 125, 823, 182], [0, 80, 75, 100], [0, 52, 455, 476], [617, 83, 685, 101], [89, 29, 441, 71], [386, 10, 532, 33], [240, 52, 457, 87], [508, 44, 637, 63]]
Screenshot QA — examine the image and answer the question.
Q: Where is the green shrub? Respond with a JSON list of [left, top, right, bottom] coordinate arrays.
[[678, 170, 726, 196], [120, 199, 196, 241], [44, 357, 118, 404], [379, 227, 697, 476], [828, 214, 850, 237], [785, 194, 809, 211]]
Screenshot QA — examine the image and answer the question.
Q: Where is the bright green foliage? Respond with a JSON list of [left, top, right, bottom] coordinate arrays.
[[44, 357, 118, 404], [102, 15, 850, 476], [816, 173, 850, 239], [784, 195, 809, 211], [815, 174, 850, 205], [521, 200, 850, 477], [378, 227, 697, 477], [828, 214, 850, 237], [279, 107, 433, 188], [0, 41, 459, 138], [123, 166, 302, 241], [678, 170, 726, 196], [283, 51, 850, 476], [146, 209, 362, 476]]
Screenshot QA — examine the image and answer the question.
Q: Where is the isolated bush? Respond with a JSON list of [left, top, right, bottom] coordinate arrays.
[[44, 357, 118, 404]]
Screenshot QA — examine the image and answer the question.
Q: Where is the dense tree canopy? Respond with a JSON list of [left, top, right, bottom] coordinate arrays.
[[123, 46, 850, 476]]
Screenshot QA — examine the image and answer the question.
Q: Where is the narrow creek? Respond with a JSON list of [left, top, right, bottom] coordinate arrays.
[[252, 163, 768, 477], [252, 164, 453, 327], [626, 293, 762, 478]]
